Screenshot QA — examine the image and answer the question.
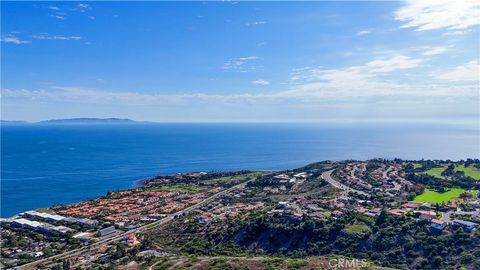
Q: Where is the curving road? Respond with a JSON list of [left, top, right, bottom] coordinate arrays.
[[382, 166, 393, 180], [321, 169, 368, 197]]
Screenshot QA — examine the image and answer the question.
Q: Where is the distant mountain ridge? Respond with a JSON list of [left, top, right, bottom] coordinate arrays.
[[0, 120, 29, 124], [1, 118, 149, 125], [38, 118, 137, 124]]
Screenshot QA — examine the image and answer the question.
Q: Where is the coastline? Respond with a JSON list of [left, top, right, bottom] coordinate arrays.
[[2, 175, 157, 219]]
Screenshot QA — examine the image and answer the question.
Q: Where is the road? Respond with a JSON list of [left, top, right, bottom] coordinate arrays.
[[382, 166, 393, 180], [321, 169, 369, 197], [16, 180, 252, 270], [350, 165, 357, 178]]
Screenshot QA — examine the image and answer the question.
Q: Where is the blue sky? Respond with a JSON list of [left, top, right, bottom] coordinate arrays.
[[1, 1, 479, 122]]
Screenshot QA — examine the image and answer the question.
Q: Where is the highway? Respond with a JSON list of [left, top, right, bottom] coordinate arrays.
[[16, 180, 252, 270]]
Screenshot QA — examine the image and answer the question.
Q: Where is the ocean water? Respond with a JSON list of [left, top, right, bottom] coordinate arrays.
[[1, 123, 479, 217]]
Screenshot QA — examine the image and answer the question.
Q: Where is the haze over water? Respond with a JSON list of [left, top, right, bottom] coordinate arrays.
[[1, 122, 478, 217]]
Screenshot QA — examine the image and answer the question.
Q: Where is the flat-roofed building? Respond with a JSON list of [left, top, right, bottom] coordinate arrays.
[[63, 217, 79, 224], [24, 211, 65, 222], [50, 225, 75, 235], [38, 224, 55, 233], [12, 218, 42, 229], [12, 218, 74, 235], [76, 218, 98, 228], [98, 226, 117, 237]]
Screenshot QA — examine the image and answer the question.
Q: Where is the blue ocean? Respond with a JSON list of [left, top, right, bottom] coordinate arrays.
[[1, 123, 479, 217]]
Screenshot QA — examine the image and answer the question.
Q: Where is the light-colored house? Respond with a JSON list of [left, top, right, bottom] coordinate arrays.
[[453, 219, 478, 232], [430, 219, 447, 230]]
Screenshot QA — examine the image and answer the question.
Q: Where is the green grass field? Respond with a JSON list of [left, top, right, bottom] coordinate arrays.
[[455, 165, 480, 180], [411, 163, 423, 169], [424, 166, 446, 178], [152, 184, 207, 193], [413, 188, 467, 203], [203, 172, 265, 184], [422, 164, 480, 180], [344, 223, 371, 236]]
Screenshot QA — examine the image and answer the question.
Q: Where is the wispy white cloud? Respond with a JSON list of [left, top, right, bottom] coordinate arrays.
[[50, 14, 66, 20], [3, 55, 466, 108], [365, 55, 423, 73], [32, 34, 82, 41], [435, 60, 480, 81], [75, 3, 90, 12], [0, 87, 270, 106], [222, 56, 259, 72], [422, 46, 448, 56], [47, 6, 60, 11], [251, 79, 270, 85], [1, 35, 31, 44], [356, 30, 370, 36], [2, 64, 477, 109], [395, 0, 480, 31], [443, 29, 474, 36], [246, 21, 266, 26], [285, 69, 477, 100], [285, 55, 477, 100]]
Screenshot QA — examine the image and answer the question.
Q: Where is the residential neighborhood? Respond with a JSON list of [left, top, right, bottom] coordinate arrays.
[[1, 159, 479, 269]]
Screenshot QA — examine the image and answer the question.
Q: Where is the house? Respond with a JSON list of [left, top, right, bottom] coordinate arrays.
[[274, 174, 290, 180], [402, 202, 419, 210], [137, 250, 170, 258], [331, 210, 343, 217], [277, 201, 289, 208], [388, 209, 405, 217], [453, 219, 478, 232], [356, 207, 367, 214], [366, 208, 381, 217], [292, 211, 303, 221], [34, 251, 44, 258], [419, 203, 433, 210], [293, 172, 308, 178], [415, 210, 437, 221], [447, 202, 459, 210], [196, 215, 212, 225], [125, 234, 139, 246], [309, 212, 324, 219], [430, 219, 447, 230]]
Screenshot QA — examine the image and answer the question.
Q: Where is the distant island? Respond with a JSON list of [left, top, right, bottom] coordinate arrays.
[[0, 120, 29, 125], [1, 118, 149, 125]]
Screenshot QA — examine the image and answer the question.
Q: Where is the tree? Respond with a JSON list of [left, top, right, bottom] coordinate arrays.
[[114, 243, 126, 259], [432, 256, 442, 268], [442, 164, 455, 177], [62, 259, 71, 270], [459, 192, 473, 199]]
